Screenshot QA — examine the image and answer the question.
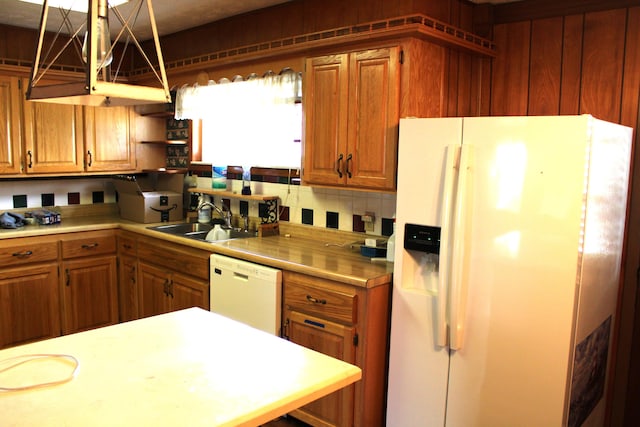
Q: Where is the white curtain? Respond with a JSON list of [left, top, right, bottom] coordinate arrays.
[[175, 70, 302, 168]]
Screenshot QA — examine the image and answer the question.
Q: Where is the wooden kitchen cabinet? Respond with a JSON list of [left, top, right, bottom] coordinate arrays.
[[138, 261, 208, 317], [303, 47, 400, 191], [117, 231, 139, 322], [59, 230, 118, 334], [4, 75, 137, 175], [283, 271, 391, 427], [84, 106, 136, 172], [136, 234, 210, 318], [0, 75, 23, 174], [22, 93, 85, 173], [0, 236, 60, 349]]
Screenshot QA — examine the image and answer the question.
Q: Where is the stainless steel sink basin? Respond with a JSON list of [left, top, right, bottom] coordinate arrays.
[[147, 222, 257, 242]]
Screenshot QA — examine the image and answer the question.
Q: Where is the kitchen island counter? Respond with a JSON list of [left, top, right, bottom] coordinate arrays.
[[0, 307, 361, 427]]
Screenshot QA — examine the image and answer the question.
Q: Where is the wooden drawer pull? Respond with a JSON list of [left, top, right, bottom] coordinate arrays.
[[81, 243, 99, 249], [306, 295, 327, 305], [12, 250, 33, 258]]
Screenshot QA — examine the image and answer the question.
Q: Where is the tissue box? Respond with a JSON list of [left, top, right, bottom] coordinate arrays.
[[113, 174, 184, 223]]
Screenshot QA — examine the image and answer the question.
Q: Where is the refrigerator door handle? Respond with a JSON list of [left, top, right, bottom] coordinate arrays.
[[449, 144, 473, 350], [436, 144, 459, 348]]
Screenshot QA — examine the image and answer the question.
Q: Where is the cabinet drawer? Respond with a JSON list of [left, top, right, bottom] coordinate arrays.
[[284, 275, 357, 325], [137, 236, 210, 281], [0, 237, 58, 267], [60, 230, 116, 259], [117, 232, 137, 256]]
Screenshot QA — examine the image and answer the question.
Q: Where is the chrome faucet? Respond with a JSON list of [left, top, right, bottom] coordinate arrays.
[[197, 201, 232, 228]]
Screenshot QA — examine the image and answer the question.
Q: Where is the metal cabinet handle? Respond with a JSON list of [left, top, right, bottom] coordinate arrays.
[[65, 268, 70, 286], [346, 153, 353, 178], [81, 243, 99, 250], [336, 153, 344, 178], [12, 250, 33, 258], [306, 294, 327, 305], [162, 279, 174, 298], [129, 266, 136, 284], [27, 150, 33, 168], [87, 150, 93, 167]]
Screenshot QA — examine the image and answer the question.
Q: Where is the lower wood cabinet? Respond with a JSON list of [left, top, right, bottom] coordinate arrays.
[[59, 230, 118, 335], [136, 234, 210, 318], [0, 263, 60, 349], [283, 271, 391, 427], [0, 235, 60, 349], [138, 261, 208, 317], [286, 310, 357, 427], [117, 231, 139, 322]]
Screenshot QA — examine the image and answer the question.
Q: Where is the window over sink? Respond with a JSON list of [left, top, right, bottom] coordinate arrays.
[[176, 69, 302, 169]]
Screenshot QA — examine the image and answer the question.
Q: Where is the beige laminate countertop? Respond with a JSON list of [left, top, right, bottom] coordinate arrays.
[[0, 215, 393, 288], [0, 307, 362, 427]]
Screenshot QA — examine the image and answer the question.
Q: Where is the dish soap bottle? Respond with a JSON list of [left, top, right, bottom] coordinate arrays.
[[386, 217, 396, 262]]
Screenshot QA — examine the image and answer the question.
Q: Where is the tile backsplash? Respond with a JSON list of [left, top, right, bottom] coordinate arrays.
[[0, 176, 396, 237], [0, 178, 116, 210], [199, 176, 396, 236]]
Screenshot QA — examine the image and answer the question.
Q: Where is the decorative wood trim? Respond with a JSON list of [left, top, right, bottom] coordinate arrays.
[[129, 14, 496, 80]]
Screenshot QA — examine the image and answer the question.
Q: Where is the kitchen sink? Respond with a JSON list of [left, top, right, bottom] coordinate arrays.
[[147, 222, 257, 242]]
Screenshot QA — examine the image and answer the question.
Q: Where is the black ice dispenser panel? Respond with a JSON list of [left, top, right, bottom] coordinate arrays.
[[404, 224, 441, 255]]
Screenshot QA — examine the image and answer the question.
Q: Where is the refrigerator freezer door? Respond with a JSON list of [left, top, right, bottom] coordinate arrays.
[[444, 116, 592, 426], [386, 118, 463, 427]]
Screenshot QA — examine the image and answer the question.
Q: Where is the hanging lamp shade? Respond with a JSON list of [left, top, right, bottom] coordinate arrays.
[[26, 0, 171, 107]]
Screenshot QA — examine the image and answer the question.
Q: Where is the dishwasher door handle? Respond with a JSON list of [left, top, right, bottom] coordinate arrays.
[[233, 272, 250, 281]]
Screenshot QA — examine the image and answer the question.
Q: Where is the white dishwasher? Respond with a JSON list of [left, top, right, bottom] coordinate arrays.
[[210, 254, 282, 335]]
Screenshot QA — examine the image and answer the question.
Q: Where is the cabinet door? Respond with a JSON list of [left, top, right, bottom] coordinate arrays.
[[61, 255, 118, 334], [0, 75, 22, 174], [118, 254, 139, 322], [138, 261, 172, 318], [85, 105, 135, 171], [23, 94, 84, 173], [303, 54, 349, 186], [347, 47, 399, 190], [286, 310, 356, 427], [0, 263, 60, 349], [171, 272, 209, 311]]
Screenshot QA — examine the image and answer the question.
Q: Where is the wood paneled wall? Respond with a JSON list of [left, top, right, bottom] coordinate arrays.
[[487, 4, 640, 426], [145, 0, 475, 65]]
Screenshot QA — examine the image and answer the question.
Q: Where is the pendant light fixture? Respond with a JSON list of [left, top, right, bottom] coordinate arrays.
[[26, 0, 171, 107]]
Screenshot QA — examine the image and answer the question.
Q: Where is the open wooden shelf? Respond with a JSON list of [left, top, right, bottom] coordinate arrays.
[[188, 187, 278, 201]]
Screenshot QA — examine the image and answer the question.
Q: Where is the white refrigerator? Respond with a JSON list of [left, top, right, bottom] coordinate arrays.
[[386, 115, 632, 427]]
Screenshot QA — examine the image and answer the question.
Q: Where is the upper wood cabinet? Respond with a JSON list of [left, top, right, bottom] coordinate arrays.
[[303, 47, 400, 191], [84, 106, 135, 172], [0, 76, 137, 175], [0, 75, 22, 174], [23, 98, 85, 173]]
